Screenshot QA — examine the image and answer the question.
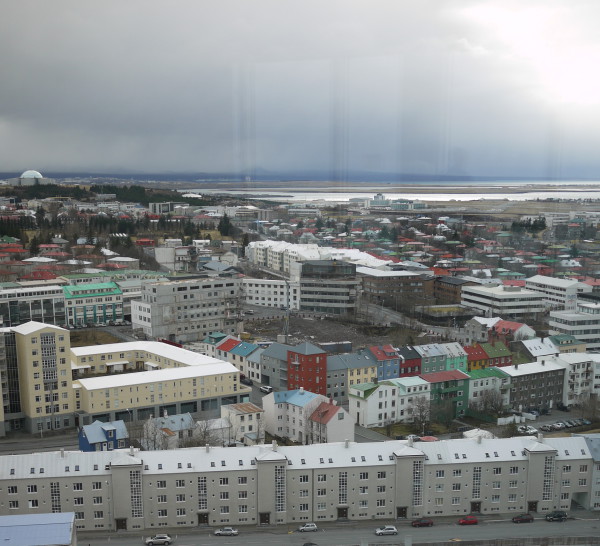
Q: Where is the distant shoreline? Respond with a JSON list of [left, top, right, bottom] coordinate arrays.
[[191, 180, 597, 196]]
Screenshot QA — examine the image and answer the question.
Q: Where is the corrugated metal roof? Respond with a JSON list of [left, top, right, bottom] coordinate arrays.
[[0, 512, 74, 545]]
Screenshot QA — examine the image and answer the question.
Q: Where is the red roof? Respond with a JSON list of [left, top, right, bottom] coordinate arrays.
[[216, 338, 242, 352], [492, 320, 525, 334], [502, 280, 526, 287], [464, 345, 488, 360], [20, 271, 57, 280], [420, 370, 469, 383], [309, 401, 341, 424], [368, 345, 397, 361]]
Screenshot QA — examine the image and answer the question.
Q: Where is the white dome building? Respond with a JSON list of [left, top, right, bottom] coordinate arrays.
[[20, 170, 44, 179], [10, 169, 54, 186]]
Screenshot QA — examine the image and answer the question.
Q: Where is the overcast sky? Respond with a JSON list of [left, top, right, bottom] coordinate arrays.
[[1, 0, 599, 179]]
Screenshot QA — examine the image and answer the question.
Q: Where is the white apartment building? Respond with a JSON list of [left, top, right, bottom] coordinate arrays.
[[543, 353, 600, 407], [549, 301, 600, 351], [247, 240, 391, 277], [262, 388, 329, 444], [0, 435, 594, 532], [220, 402, 265, 445], [525, 275, 592, 311], [131, 276, 242, 343], [349, 377, 430, 428], [461, 285, 545, 319], [242, 278, 300, 309]]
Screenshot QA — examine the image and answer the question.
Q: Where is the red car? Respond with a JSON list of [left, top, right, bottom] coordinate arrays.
[[412, 518, 434, 527], [458, 516, 478, 525]]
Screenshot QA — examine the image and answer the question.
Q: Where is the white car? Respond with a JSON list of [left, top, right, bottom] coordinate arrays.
[[145, 535, 172, 545], [214, 527, 238, 536], [299, 522, 318, 532], [375, 525, 398, 536], [260, 385, 273, 394]]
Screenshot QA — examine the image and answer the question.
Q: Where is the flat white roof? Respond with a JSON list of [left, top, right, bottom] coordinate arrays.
[[500, 360, 565, 377], [75, 361, 239, 390], [70, 341, 225, 367], [0, 436, 590, 480], [356, 266, 423, 278]]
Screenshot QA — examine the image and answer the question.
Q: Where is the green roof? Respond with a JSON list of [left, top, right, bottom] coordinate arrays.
[[63, 282, 122, 299], [349, 382, 379, 398], [480, 342, 512, 358], [466, 367, 509, 380]]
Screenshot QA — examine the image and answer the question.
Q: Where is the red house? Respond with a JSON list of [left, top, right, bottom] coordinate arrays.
[[287, 342, 327, 396]]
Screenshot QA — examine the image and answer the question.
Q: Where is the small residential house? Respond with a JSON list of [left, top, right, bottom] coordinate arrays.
[[307, 400, 354, 443], [262, 388, 328, 444], [421, 369, 470, 418], [397, 345, 422, 376], [466, 367, 511, 413], [480, 341, 513, 368], [78, 419, 129, 452], [221, 402, 265, 445], [142, 412, 196, 450], [464, 343, 490, 371], [349, 377, 430, 428]]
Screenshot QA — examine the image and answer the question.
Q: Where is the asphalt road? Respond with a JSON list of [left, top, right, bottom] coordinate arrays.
[[79, 516, 600, 546]]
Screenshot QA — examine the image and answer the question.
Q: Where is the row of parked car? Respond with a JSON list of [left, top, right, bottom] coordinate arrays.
[[145, 512, 570, 544], [518, 418, 591, 435]]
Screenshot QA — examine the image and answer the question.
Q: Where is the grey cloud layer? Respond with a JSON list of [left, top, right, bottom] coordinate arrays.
[[1, 0, 599, 177]]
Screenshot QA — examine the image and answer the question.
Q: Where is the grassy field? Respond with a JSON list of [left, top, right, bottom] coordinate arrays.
[[69, 329, 122, 347]]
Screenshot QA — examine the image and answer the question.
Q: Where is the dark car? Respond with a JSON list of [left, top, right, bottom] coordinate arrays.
[[240, 377, 253, 386], [412, 518, 434, 527], [545, 510, 567, 522], [512, 513, 534, 523], [458, 515, 478, 525]]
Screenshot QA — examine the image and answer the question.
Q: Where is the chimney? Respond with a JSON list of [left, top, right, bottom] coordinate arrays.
[[537, 433, 544, 442], [299, 387, 305, 395], [345, 439, 349, 448], [541, 360, 545, 366], [129, 446, 134, 456], [205, 444, 210, 453], [477, 435, 482, 444], [408, 437, 414, 447], [514, 363, 518, 369], [60, 448, 65, 458], [163, 409, 168, 418], [272, 440, 278, 452]]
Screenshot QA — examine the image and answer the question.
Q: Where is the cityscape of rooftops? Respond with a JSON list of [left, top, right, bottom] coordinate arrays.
[[1, 1, 600, 545]]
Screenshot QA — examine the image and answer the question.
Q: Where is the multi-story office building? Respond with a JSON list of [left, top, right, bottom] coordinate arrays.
[[357, 266, 433, 310], [461, 285, 545, 319], [0, 435, 593, 532], [550, 301, 600, 351], [242, 278, 299, 309], [131, 275, 242, 343], [525, 275, 592, 311], [291, 260, 360, 317], [0, 284, 66, 327], [63, 282, 123, 326]]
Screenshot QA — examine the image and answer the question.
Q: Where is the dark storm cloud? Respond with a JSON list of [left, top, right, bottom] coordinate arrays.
[[1, 0, 599, 177]]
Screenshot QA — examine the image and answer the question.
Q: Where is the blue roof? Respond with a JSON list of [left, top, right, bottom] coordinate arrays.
[[81, 420, 128, 444], [0, 512, 74, 545], [229, 342, 259, 357], [273, 389, 321, 407]]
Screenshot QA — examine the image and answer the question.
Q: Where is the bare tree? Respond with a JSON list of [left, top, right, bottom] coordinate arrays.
[[140, 416, 168, 450], [191, 418, 225, 447], [575, 393, 599, 421], [431, 399, 455, 428], [412, 395, 431, 434], [476, 389, 505, 417]]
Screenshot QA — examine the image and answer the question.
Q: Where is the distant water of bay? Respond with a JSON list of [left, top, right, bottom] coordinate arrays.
[[190, 180, 600, 203]]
